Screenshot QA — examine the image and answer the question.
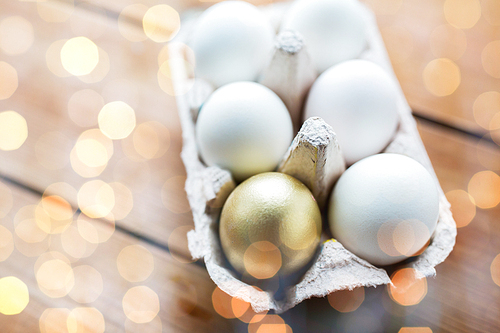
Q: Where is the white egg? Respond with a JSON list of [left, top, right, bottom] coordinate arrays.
[[281, 0, 367, 73], [328, 153, 440, 266], [303, 59, 400, 165], [190, 1, 275, 87], [196, 82, 293, 181]]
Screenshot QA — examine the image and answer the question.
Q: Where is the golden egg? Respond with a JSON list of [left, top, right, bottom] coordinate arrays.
[[219, 172, 322, 278]]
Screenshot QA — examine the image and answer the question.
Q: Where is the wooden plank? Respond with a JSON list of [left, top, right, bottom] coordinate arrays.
[[0, 181, 232, 332], [0, 1, 193, 254], [363, 0, 500, 135]]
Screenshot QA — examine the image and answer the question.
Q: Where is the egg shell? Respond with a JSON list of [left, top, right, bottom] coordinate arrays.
[[304, 59, 400, 165], [196, 81, 293, 181], [220, 172, 322, 277], [328, 153, 440, 266], [190, 1, 275, 87], [281, 0, 367, 73]]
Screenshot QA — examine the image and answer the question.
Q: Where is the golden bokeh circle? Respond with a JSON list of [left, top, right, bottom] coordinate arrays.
[[143, 5, 180, 43], [0, 61, 18, 100], [423, 58, 461, 97], [61, 37, 99, 76], [327, 287, 365, 313], [68, 89, 104, 128], [0, 276, 29, 315], [0, 111, 28, 151], [117, 244, 155, 282], [445, 189, 476, 228], [473, 91, 500, 130], [39, 308, 71, 333], [443, 0, 481, 29], [67, 307, 105, 333], [482, 41, 500, 79], [122, 286, 160, 323], [468, 171, 500, 209], [388, 268, 427, 306], [0, 16, 34, 55], [77, 180, 115, 219], [491, 254, 500, 287], [98, 101, 136, 140]]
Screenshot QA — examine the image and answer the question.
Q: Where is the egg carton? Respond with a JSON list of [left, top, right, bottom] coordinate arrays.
[[170, 2, 457, 314]]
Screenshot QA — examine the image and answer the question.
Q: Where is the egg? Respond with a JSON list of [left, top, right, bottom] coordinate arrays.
[[303, 59, 400, 165], [196, 81, 293, 181], [280, 0, 367, 73], [189, 1, 275, 87], [220, 172, 322, 278], [328, 153, 440, 266]]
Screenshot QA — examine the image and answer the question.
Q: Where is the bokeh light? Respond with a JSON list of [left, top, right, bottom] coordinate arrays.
[[0, 16, 34, 55], [35, 131, 72, 170], [388, 268, 428, 306], [61, 37, 99, 76], [244, 241, 282, 279], [0, 181, 13, 218], [117, 244, 154, 282], [327, 287, 365, 313], [109, 182, 134, 221], [0, 225, 14, 262], [481, 41, 500, 79], [473, 91, 500, 130], [98, 101, 136, 140], [14, 210, 48, 244], [67, 307, 105, 333], [429, 24, 467, 61], [398, 328, 433, 333], [491, 254, 500, 287], [125, 316, 162, 333], [61, 225, 97, 259], [68, 89, 104, 128], [118, 4, 149, 42], [77, 47, 110, 84], [122, 286, 160, 323], [142, 5, 180, 43], [445, 189, 476, 227], [423, 58, 461, 96], [378, 219, 430, 257], [230, 286, 267, 324], [0, 111, 28, 151], [36, 258, 74, 298], [70, 129, 113, 178], [467, 171, 500, 209], [39, 308, 71, 333], [248, 314, 292, 333], [76, 212, 115, 244], [78, 180, 115, 219], [168, 225, 195, 263], [36, 195, 74, 234], [0, 61, 18, 100], [68, 265, 103, 304], [37, 0, 75, 22], [132, 121, 171, 160], [0, 277, 29, 315], [482, 0, 500, 26], [212, 286, 236, 319], [161, 176, 191, 214], [443, 0, 481, 29]]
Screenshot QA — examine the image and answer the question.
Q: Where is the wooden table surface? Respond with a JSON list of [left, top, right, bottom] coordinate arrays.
[[0, 0, 499, 332]]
